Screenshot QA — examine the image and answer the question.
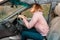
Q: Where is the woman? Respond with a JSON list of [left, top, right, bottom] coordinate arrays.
[[18, 3, 49, 40]]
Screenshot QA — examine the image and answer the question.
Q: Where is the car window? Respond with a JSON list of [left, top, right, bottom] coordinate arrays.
[[21, 4, 50, 20]]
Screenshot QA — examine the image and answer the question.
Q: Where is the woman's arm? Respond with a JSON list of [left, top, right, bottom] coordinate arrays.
[[23, 13, 39, 29]]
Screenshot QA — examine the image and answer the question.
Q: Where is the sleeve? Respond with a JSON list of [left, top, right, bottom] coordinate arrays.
[[23, 13, 39, 29]]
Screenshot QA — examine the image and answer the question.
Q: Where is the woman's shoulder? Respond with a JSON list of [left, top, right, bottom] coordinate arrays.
[[34, 11, 43, 15]]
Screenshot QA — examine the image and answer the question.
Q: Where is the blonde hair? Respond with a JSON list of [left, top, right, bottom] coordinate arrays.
[[31, 3, 43, 13]]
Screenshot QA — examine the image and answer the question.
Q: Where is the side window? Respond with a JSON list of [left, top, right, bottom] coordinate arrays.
[[21, 4, 50, 21], [42, 4, 50, 19]]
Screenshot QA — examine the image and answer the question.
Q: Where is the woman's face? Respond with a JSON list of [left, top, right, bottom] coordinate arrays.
[[30, 5, 35, 13]]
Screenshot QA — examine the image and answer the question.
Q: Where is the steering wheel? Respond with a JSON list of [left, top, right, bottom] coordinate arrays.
[[14, 18, 26, 33]]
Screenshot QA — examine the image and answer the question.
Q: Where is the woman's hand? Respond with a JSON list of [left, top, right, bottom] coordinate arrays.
[[18, 15, 27, 19]]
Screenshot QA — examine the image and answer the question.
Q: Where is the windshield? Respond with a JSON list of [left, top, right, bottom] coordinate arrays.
[[0, 5, 24, 22]]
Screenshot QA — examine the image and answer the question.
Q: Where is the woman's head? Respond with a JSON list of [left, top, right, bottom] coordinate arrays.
[[30, 3, 43, 13]]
